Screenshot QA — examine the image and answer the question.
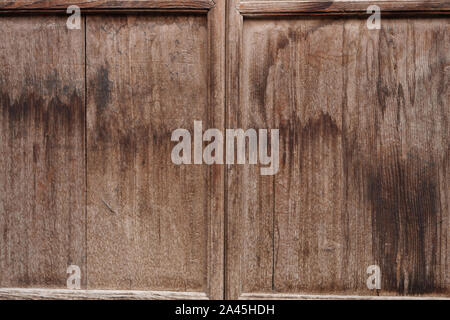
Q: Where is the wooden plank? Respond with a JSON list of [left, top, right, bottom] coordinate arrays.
[[206, 0, 226, 299], [228, 16, 449, 298], [341, 17, 449, 296], [0, 288, 208, 299], [0, 16, 86, 288], [238, 1, 450, 15], [225, 0, 245, 300], [0, 0, 215, 12], [242, 18, 346, 295], [1, 288, 448, 300], [240, 293, 450, 300], [86, 14, 214, 293]]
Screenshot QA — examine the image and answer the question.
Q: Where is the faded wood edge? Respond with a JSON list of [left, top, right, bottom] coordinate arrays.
[[0, 288, 210, 300], [238, 1, 450, 15], [0, 0, 215, 13], [240, 293, 450, 300]]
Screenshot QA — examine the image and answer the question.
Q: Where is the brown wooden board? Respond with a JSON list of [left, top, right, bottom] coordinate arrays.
[[0, 15, 86, 288], [238, 1, 450, 15], [226, 12, 449, 298], [85, 13, 224, 297], [0, 0, 448, 300], [0, 0, 215, 12]]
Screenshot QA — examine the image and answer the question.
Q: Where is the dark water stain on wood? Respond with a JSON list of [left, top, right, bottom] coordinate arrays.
[[367, 151, 440, 294], [300, 112, 340, 141], [0, 85, 84, 287], [92, 64, 113, 144], [250, 32, 289, 122], [94, 64, 112, 110], [300, 112, 341, 174], [277, 112, 341, 184], [0, 89, 83, 142]]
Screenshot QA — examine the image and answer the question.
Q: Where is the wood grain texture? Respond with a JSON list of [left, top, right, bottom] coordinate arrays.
[[0, 1, 447, 300], [238, 1, 450, 15], [342, 17, 449, 296], [0, 288, 208, 299], [1, 288, 448, 300], [0, 0, 215, 12], [225, 0, 245, 300], [240, 292, 450, 300], [0, 16, 86, 288], [206, 0, 226, 299], [227, 16, 449, 298], [86, 14, 220, 294]]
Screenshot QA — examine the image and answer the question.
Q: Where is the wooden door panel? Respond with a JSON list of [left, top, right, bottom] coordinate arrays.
[[0, 0, 224, 299], [227, 11, 449, 298], [0, 15, 86, 288], [86, 14, 210, 292], [84, 6, 226, 298], [0, 0, 448, 300]]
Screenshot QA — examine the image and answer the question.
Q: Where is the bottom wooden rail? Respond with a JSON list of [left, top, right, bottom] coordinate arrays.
[[240, 293, 450, 300], [0, 288, 448, 300], [0, 288, 209, 300]]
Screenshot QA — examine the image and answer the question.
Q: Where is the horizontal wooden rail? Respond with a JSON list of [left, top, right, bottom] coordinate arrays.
[[2, 288, 448, 300], [238, 1, 450, 15], [0, 0, 215, 13], [0, 288, 210, 300], [240, 293, 450, 300]]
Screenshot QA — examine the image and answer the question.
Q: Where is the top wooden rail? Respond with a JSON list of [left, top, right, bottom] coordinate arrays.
[[0, 1, 449, 14], [0, 0, 216, 13], [238, 1, 450, 15]]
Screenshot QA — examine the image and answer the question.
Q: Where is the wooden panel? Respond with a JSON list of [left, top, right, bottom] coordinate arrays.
[[238, 1, 450, 15], [225, 0, 244, 300], [206, 0, 226, 299], [0, 0, 214, 12], [341, 17, 449, 296], [240, 292, 450, 300], [0, 16, 86, 288], [0, 288, 208, 299], [227, 16, 449, 298], [86, 14, 216, 293]]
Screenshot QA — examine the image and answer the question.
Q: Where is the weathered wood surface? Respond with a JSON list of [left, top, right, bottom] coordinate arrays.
[[0, 1, 448, 301], [238, 1, 450, 15], [225, 0, 245, 300], [0, 16, 86, 288], [227, 16, 449, 298], [0, 0, 215, 12], [240, 293, 450, 300], [1, 288, 448, 300], [0, 288, 208, 299], [86, 14, 213, 292], [206, 0, 226, 299]]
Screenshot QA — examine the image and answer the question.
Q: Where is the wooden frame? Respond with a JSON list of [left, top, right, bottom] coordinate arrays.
[[238, 1, 450, 16], [205, 0, 225, 301], [225, 0, 449, 300], [0, 0, 225, 300], [2, 288, 449, 300], [0, 0, 448, 300], [0, 0, 215, 12], [0, 288, 209, 300]]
